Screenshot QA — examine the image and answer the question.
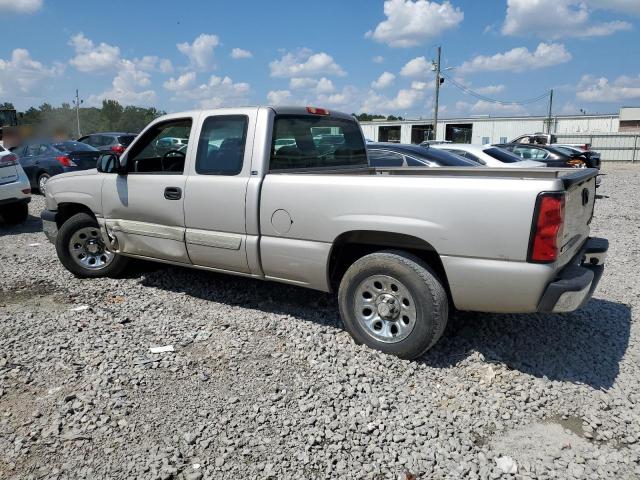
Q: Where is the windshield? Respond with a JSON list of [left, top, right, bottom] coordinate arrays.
[[413, 147, 477, 167], [484, 147, 522, 163], [270, 115, 367, 170], [118, 135, 136, 146], [53, 141, 99, 153]]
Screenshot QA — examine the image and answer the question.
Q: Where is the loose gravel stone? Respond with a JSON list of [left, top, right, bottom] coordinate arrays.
[[1, 164, 639, 479]]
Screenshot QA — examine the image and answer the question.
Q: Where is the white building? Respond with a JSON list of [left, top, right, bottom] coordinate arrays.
[[360, 112, 623, 145]]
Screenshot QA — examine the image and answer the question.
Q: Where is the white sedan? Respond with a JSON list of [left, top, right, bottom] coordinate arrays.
[[432, 143, 545, 168], [0, 144, 31, 224]]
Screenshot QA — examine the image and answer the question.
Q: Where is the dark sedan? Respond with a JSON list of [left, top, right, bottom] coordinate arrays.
[[367, 143, 477, 168], [78, 132, 136, 156], [495, 144, 587, 168], [14, 141, 100, 194]]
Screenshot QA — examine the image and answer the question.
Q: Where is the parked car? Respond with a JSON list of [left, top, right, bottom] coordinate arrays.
[[78, 132, 137, 156], [553, 145, 601, 169], [14, 140, 101, 194], [0, 144, 31, 224], [40, 106, 607, 359], [419, 140, 451, 146], [495, 144, 587, 168], [367, 143, 478, 167], [510, 133, 591, 151], [432, 144, 545, 168]]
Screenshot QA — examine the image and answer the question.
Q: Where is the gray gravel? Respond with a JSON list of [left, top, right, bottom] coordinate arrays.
[[1, 164, 639, 479]]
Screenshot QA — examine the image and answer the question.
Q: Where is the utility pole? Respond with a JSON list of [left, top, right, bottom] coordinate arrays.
[[73, 89, 83, 138], [432, 46, 442, 141], [546, 88, 554, 134]]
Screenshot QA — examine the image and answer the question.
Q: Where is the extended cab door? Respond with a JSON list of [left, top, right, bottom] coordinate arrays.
[[101, 116, 194, 263], [183, 109, 258, 273]]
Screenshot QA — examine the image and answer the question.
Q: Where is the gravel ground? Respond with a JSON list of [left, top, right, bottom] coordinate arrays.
[[1, 164, 639, 480]]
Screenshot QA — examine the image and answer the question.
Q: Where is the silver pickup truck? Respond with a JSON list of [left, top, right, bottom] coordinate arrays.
[[41, 106, 608, 359]]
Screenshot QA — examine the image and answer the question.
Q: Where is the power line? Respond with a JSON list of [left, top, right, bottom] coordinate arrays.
[[441, 71, 551, 106]]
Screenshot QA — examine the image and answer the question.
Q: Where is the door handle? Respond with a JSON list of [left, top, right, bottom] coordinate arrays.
[[164, 187, 182, 200]]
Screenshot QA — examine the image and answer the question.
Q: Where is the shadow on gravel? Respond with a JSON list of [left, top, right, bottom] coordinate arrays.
[[424, 299, 631, 390], [0, 214, 43, 236], [139, 264, 630, 390]]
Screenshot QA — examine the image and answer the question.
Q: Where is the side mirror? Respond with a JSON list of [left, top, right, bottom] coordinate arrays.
[[97, 153, 123, 174]]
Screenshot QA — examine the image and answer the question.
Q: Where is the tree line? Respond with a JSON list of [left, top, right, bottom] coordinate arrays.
[[0, 100, 164, 138]]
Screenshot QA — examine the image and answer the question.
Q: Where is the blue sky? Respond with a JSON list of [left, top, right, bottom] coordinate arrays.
[[1, 0, 639, 118]]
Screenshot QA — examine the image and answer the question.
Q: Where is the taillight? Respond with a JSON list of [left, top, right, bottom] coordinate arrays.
[[529, 193, 565, 263], [568, 159, 586, 168], [56, 155, 77, 167], [0, 154, 18, 166], [22, 188, 31, 194], [111, 145, 125, 155], [306, 106, 330, 115]]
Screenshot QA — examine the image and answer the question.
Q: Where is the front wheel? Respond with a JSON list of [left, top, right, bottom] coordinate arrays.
[[338, 250, 448, 359], [37, 173, 51, 195], [55, 212, 129, 278]]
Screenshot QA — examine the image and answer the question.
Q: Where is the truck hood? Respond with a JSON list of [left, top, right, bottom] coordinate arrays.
[[51, 168, 98, 180]]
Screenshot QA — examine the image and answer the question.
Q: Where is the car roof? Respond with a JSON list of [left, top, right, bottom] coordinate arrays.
[[367, 142, 432, 155], [432, 143, 489, 153]]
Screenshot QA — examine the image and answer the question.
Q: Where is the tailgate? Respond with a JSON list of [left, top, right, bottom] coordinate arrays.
[[559, 169, 597, 263], [0, 158, 18, 184], [70, 151, 100, 170]]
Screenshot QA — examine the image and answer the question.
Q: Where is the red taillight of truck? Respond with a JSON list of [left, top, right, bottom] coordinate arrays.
[[528, 193, 565, 263]]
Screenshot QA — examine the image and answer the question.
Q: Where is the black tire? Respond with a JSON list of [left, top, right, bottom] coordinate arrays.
[[1, 202, 29, 225], [338, 250, 448, 360], [37, 173, 51, 195], [56, 212, 129, 278]]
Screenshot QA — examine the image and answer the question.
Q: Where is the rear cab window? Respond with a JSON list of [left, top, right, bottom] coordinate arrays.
[[118, 135, 136, 146], [270, 115, 367, 171]]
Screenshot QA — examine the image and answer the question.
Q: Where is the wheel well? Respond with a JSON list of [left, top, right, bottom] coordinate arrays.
[[55, 203, 95, 228], [328, 231, 451, 296]]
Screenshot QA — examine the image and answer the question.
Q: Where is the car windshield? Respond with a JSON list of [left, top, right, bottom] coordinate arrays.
[[118, 135, 136, 146], [483, 147, 521, 163], [270, 115, 367, 170], [53, 141, 99, 152], [416, 147, 477, 167]]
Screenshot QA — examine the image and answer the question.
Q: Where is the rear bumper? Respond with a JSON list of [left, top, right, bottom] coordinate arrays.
[[537, 237, 608, 313], [41, 209, 58, 244]]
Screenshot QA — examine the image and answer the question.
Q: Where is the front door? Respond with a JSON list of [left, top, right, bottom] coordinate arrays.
[[101, 117, 194, 264], [183, 110, 257, 273]]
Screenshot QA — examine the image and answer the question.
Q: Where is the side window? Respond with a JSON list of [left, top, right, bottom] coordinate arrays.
[[195, 115, 247, 175], [101, 135, 115, 146], [368, 150, 404, 167], [26, 144, 40, 156], [126, 119, 192, 174], [531, 149, 549, 160]]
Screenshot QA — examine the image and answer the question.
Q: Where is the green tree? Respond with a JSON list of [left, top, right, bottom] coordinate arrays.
[[100, 99, 124, 131]]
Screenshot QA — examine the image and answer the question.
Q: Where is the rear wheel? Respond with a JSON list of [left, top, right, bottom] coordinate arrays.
[[0, 202, 28, 225], [338, 250, 448, 359], [56, 212, 129, 278], [37, 173, 51, 195]]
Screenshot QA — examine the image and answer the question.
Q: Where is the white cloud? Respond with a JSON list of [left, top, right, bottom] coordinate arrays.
[[270, 49, 346, 78], [411, 81, 429, 90], [69, 33, 121, 72], [230, 48, 253, 59], [177, 34, 219, 69], [0, 0, 42, 13], [289, 77, 336, 94], [400, 56, 432, 77], [502, 0, 632, 39], [87, 60, 155, 106], [267, 90, 292, 105], [475, 84, 505, 95], [165, 74, 250, 109], [133, 55, 174, 73], [587, 0, 640, 14], [454, 100, 526, 116], [163, 72, 197, 92], [371, 72, 396, 89], [0, 48, 62, 98], [576, 74, 640, 102], [361, 88, 425, 113], [373, 56, 385, 64], [459, 43, 572, 73], [366, 0, 464, 48]]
